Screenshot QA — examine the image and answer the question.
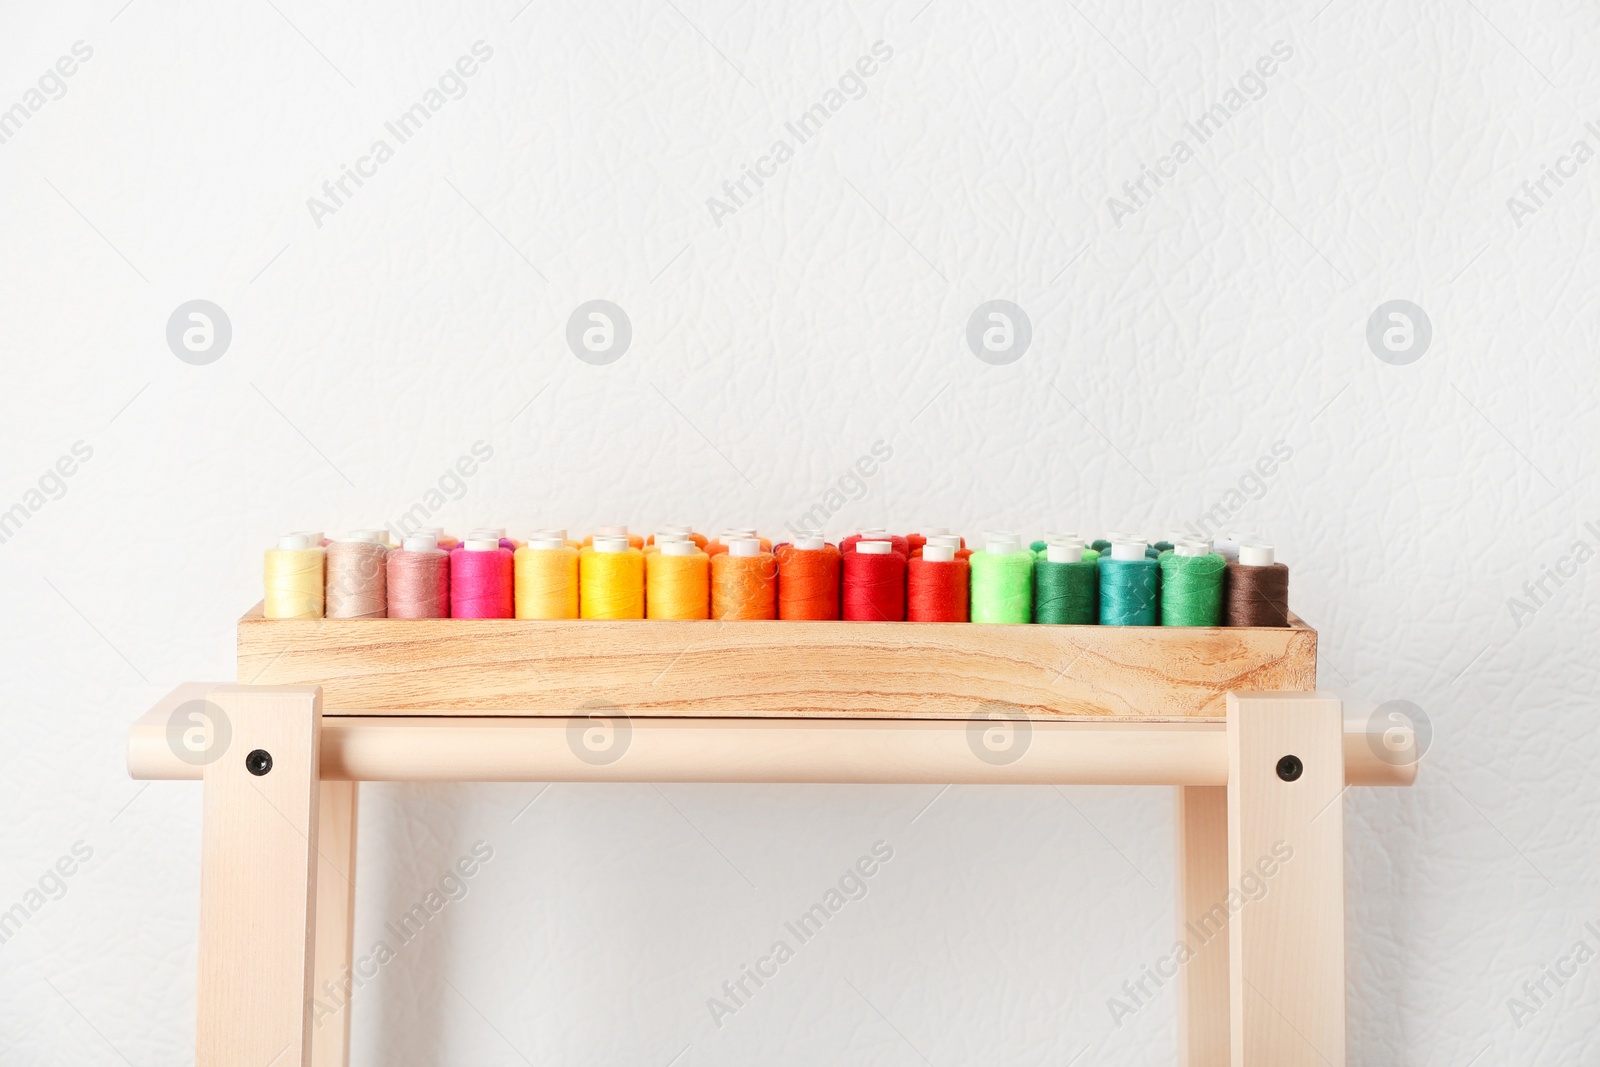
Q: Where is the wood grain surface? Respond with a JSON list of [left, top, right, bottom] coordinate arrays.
[[237, 604, 1316, 721]]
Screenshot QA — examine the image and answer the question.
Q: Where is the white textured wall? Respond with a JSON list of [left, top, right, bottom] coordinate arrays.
[[2, 0, 1597, 1062]]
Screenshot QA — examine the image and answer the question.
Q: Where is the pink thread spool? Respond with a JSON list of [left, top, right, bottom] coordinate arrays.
[[387, 534, 450, 618], [451, 538, 513, 618]]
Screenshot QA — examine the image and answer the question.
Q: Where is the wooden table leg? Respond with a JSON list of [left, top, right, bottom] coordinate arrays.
[[312, 781, 358, 1066], [1176, 785, 1229, 1065], [198, 686, 323, 1067], [1227, 692, 1345, 1067]]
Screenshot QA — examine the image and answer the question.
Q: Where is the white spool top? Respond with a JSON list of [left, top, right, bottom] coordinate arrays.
[[922, 544, 956, 563], [857, 540, 893, 555], [596, 525, 629, 537], [277, 533, 312, 551], [1110, 540, 1147, 562], [653, 531, 689, 543], [294, 530, 324, 544], [657, 525, 692, 536], [1044, 531, 1080, 545], [985, 533, 1021, 555], [1239, 544, 1275, 566], [859, 527, 888, 537], [920, 526, 950, 537], [661, 540, 700, 557], [793, 536, 826, 552], [463, 538, 500, 552], [593, 536, 629, 554], [1046, 543, 1083, 563], [1175, 540, 1212, 557], [530, 528, 568, 542], [526, 537, 566, 551], [338, 530, 382, 543], [402, 534, 439, 552], [727, 538, 762, 557], [927, 534, 962, 549]]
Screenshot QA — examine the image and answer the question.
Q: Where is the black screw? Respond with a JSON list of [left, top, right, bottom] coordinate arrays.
[[246, 749, 273, 776], [1276, 754, 1303, 782]]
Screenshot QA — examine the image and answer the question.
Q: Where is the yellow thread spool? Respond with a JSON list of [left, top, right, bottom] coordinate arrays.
[[647, 541, 709, 619], [580, 538, 645, 619], [584, 525, 645, 550], [514, 538, 579, 619], [264, 533, 325, 618]]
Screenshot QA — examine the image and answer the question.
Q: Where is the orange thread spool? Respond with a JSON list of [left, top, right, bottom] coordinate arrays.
[[775, 537, 840, 619], [711, 539, 776, 620]]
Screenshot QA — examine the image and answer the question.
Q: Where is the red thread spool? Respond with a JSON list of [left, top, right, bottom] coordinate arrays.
[[907, 548, 968, 622], [841, 530, 909, 557], [451, 539, 513, 618], [905, 526, 950, 557], [775, 538, 841, 620], [842, 540, 906, 621]]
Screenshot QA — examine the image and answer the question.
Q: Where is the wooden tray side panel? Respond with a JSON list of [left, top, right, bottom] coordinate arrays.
[[237, 609, 1316, 721]]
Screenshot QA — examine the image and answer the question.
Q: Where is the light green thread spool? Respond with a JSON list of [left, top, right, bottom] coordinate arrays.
[[970, 534, 1034, 623], [1159, 542, 1226, 626]]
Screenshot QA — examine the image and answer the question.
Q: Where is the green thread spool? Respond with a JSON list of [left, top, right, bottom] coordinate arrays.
[[1159, 545, 1226, 626], [1099, 541, 1159, 626], [970, 535, 1034, 623], [1034, 543, 1098, 624]]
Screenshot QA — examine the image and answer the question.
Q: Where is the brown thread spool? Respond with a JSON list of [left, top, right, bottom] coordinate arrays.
[[326, 534, 388, 618], [387, 535, 450, 618], [1224, 544, 1290, 627]]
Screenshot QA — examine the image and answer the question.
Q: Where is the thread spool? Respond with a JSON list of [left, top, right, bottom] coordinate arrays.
[[1034, 542, 1097, 624], [461, 527, 515, 552], [1159, 541, 1226, 626], [841, 530, 909, 557], [449, 538, 513, 618], [531, 528, 581, 551], [647, 539, 710, 619], [970, 534, 1033, 624], [586, 525, 646, 550], [907, 526, 948, 556], [926, 533, 971, 561], [326, 533, 388, 619], [1099, 540, 1159, 626], [264, 533, 325, 619], [1225, 544, 1290, 627], [581, 537, 645, 619], [711, 539, 777, 620], [1214, 533, 1256, 562], [775, 537, 841, 620], [907, 544, 968, 622], [842, 540, 906, 621], [387, 534, 450, 618], [417, 527, 457, 550], [514, 537, 579, 619]]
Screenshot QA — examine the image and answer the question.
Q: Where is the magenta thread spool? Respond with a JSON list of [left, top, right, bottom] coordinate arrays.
[[451, 537, 513, 618]]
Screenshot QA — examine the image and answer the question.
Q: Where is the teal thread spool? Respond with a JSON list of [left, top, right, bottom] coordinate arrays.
[[1099, 540, 1159, 625], [970, 533, 1034, 623], [1159, 542, 1226, 626], [1034, 542, 1098, 624]]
